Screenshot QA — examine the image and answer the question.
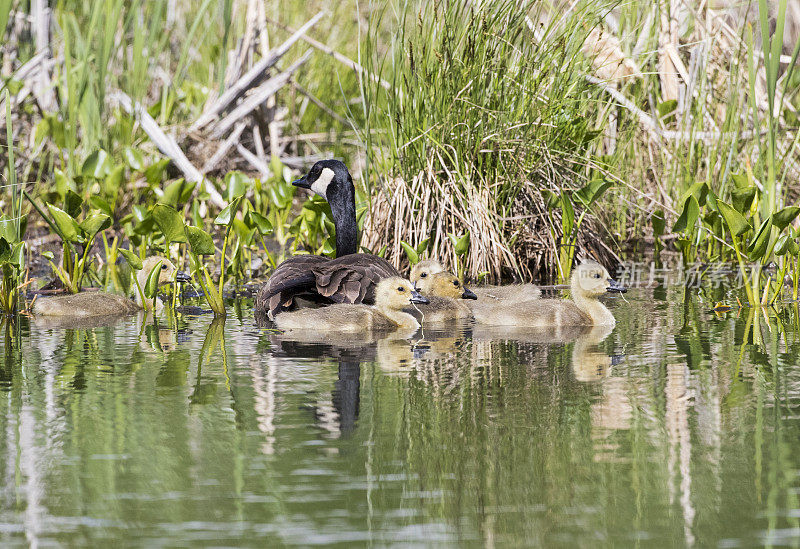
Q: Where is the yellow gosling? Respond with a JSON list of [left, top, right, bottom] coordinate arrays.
[[410, 259, 540, 303], [471, 261, 625, 327], [274, 277, 429, 333], [411, 271, 477, 322], [32, 257, 187, 317]]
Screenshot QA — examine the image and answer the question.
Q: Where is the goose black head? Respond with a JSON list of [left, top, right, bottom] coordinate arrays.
[[293, 159, 354, 204], [293, 159, 358, 257]]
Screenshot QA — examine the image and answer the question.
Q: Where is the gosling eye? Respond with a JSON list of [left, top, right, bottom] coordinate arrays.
[[397, 286, 405, 292], [420, 272, 427, 278], [452, 280, 459, 287], [593, 273, 601, 279], [161, 264, 168, 270]]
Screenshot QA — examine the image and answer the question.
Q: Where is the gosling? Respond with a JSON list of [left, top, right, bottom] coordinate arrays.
[[410, 271, 477, 322], [472, 261, 626, 327], [32, 257, 189, 317], [410, 259, 540, 302], [274, 277, 429, 333]]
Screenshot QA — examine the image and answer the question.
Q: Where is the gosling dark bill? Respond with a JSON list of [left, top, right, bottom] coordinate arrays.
[[606, 278, 627, 293], [410, 290, 429, 304]]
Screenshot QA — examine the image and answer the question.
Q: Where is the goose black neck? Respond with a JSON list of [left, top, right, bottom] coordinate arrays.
[[331, 198, 358, 257]]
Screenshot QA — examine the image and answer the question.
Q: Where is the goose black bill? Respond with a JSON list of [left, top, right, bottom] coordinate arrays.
[[606, 279, 627, 293], [175, 271, 192, 283], [292, 175, 311, 189], [410, 289, 430, 304], [462, 287, 477, 300]]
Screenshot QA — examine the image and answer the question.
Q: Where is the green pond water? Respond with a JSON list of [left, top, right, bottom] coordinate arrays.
[[1, 287, 800, 547]]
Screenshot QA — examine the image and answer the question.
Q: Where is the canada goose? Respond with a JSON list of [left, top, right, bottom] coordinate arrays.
[[409, 271, 477, 322], [471, 261, 626, 327], [274, 277, 428, 333], [255, 160, 400, 321], [410, 259, 540, 302], [32, 257, 189, 317]]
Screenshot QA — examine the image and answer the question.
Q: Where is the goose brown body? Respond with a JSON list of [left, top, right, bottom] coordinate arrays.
[[274, 277, 427, 333], [255, 160, 400, 321]]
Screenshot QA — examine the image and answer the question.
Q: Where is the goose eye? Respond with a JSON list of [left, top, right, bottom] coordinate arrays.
[[397, 286, 405, 292], [420, 272, 427, 278]]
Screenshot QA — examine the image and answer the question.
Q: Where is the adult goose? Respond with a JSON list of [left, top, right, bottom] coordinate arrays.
[[255, 160, 400, 321]]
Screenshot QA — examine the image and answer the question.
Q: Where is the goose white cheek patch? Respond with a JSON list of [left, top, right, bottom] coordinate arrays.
[[311, 167, 335, 199]]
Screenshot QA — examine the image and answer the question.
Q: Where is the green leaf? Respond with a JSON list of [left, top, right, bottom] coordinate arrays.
[[123, 147, 145, 171], [652, 209, 666, 237], [79, 212, 111, 237], [104, 164, 125, 193], [118, 248, 143, 270], [416, 237, 430, 255], [681, 181, 709, 208], [64, 189, 83, 218], [574, 179, 612, 207], [144, 260, 164, 299], [747, 216, 772, 260], [225, 171, 250, 201], [774, 234, 799, 256], [214, 197, 241, 226], [773, 206, 800, 231], [10, 242, 25, 269], [82, 149, 112, 179], [144, 158, 170, 185], [89, 196, 114, 217], [46, 204, 80, 242], [152, 204, 187, 243], [54, 169, 75, 197], [42, 250, 54, 261], [673, 196, 700, 234], [541, 189, 559, 210], [159, 179, 196, 207], [244, 211, 273, 235], [455, 232, 471, 256], [400, 241, 419, 265], [0, 238, 10, 263], [185, 226, 215, 255], [731, 186, 757, 215], [717, 200, 752, 237]]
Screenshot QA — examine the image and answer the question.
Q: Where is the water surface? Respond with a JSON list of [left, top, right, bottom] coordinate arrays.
[[1, 287, 799, 546]]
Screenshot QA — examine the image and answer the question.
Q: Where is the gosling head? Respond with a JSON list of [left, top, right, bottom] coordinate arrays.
[[375, 277, 429, 310], [135, 257, 190, 305], [292, 159, 354, 205], [409, 259, 446, 286], [571, 260, 627, 298], [416, 271, 477, 300]]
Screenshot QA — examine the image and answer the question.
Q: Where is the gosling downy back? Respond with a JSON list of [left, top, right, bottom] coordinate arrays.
[[409, 271, 477, 322], [472, 261, 625, 327], [274, 277, 428, 333], [255, 160, 400, 322], [32, 256, 188, 317]]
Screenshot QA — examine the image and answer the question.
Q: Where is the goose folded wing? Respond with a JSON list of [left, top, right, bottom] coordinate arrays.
[[311, 254, 400, 304]]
